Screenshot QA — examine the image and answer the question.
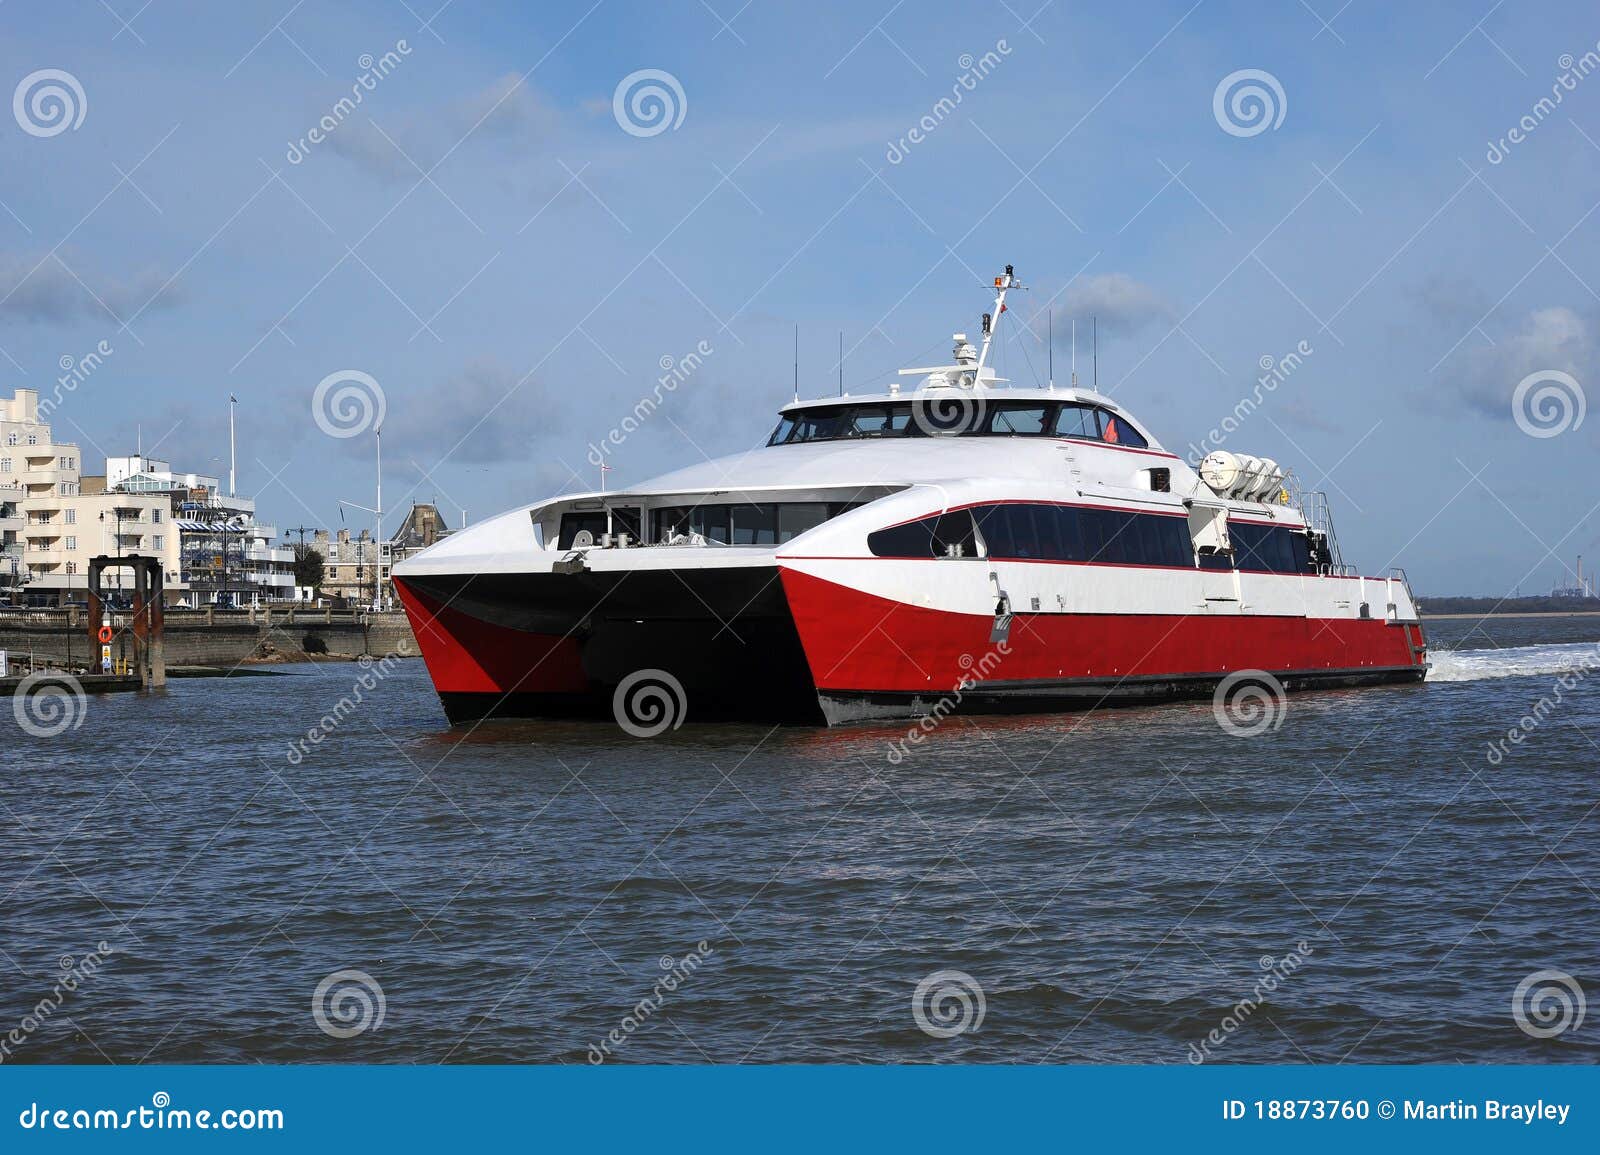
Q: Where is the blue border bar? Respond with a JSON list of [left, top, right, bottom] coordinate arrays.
[[2, 1065, 1594, 1150]]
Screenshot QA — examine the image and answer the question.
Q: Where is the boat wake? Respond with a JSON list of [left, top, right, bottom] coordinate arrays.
[[1428, 641, 1600, 682]]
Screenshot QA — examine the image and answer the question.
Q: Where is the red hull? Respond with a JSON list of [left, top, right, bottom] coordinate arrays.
[[779, 568, 1425, 695], [393, 578, 588, 696]]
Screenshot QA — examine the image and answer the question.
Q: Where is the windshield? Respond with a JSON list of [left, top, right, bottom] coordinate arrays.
[[767, 400, 1148, 448]]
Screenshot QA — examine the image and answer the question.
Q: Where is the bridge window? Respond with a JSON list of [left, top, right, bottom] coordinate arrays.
[[985, 403, 1053, 435]]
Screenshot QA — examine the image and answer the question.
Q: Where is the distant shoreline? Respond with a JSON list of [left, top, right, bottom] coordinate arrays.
[[1421, 610, 1600, 620]]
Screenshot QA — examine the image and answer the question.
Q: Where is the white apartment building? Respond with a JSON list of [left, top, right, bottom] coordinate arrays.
[[1, 389, 293, 605], [0, 479, 22, 596]]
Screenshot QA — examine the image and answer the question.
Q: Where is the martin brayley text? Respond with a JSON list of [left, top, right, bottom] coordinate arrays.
[[1404, 1100, 1570, 1125]]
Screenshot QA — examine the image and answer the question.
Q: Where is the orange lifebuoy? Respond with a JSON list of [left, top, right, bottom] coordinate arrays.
[[97, 625, 113, 644]]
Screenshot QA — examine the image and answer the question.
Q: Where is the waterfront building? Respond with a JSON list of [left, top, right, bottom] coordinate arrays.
[[0, 480, 21, 597], [1, 388, 293, 606], [310, 503, 450, 609]]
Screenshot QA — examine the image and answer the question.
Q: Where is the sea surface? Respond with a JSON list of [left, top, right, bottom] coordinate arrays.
[[3, 615, 1597, 1065]]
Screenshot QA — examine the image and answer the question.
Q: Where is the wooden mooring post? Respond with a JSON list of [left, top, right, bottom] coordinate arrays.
[[87, 554, 166, 688]]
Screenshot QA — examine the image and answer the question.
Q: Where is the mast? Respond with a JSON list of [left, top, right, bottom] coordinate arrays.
[[974, 264, 1017, 380]]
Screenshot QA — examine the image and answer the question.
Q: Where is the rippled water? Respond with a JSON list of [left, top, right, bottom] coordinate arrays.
[[3, 615, 1597, 1064]]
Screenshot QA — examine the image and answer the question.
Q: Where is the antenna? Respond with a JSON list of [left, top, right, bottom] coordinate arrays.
[[838, 330, 843, 397], [1092, 315, 1098, 392], [1048, 308, 1054, 390], [793, 324, 799, 402], [1071, 318, 1078, 388]]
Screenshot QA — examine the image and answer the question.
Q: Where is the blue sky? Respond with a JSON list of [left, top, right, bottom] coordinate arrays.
[[2, 0, 1598, 595]]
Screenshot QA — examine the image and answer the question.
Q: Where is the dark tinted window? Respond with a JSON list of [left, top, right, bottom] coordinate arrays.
[[969, 503, 1191, 566], [1096, 408, 1148, 448], [868, 510, 979, 558], [1230, 522, 1314, 573]]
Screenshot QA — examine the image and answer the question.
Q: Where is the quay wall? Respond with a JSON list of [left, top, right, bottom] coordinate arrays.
[[0, 608, 418, 669]]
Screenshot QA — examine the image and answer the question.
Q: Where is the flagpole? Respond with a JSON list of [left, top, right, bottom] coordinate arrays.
[[228, 394, 237, 497]]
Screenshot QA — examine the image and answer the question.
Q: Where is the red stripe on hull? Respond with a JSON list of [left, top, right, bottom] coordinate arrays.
[[393, 577, 589, 695], [779, 567, 1423, 694]]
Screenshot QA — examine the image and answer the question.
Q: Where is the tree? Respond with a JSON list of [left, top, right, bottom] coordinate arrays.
[[291, 545, 325, 589]]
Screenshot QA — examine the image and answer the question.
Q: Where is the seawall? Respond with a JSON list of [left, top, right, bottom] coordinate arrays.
[[0, 607, 418, 669]]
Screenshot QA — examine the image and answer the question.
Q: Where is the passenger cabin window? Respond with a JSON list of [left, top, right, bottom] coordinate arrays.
[[1230, 522, 1315, 574], [869, 502, 1191, 567], [651, 501, 861, 546], [866, 510, 980, 559]]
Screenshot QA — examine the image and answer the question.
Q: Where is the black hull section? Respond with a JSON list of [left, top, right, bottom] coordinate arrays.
[[818, 664, 1427, 724], [401, 567, 825, 726]]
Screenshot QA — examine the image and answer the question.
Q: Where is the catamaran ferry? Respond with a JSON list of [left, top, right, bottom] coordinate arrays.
[[393, 266, 1427, 726]]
